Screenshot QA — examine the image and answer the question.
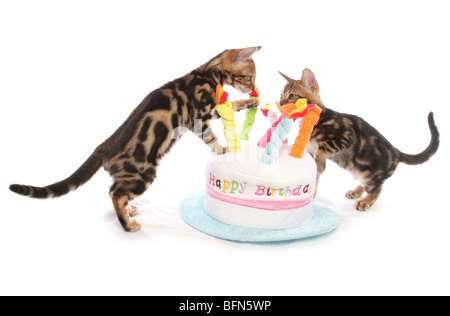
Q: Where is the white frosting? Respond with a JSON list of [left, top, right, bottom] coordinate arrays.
[[204, 142, 317, 229]]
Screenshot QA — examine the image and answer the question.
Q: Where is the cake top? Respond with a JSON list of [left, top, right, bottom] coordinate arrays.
[[215, 85, 321, 164], [210, 142, 316, 182]]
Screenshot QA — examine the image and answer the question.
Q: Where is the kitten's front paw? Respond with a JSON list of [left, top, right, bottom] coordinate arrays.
[[232, 99, 260, 112], [247, 98, 260, 109], [212, 144, 226, 155]]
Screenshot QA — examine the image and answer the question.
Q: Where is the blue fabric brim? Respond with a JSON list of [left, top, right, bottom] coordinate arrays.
[[180, 187, 341, 243]]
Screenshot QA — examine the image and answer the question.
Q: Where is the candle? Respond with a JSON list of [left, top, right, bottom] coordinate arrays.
[[239, 87, 260, 141], [215, 85, 242, 152]]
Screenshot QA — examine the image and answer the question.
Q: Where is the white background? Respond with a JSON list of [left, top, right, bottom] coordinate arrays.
[[1, 0, 449, 296]]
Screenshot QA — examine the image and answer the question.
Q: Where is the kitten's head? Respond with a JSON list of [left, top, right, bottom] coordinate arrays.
[[217, 47, 261, 93], [279, 69, 323, 107]]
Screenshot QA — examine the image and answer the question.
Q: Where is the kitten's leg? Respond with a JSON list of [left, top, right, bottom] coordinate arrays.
[[110, 192, 142, 232], [355, 184, 382, 211], [313, 141, 343, 198], [346, 185, 365, 200], [109, 177, 150, 232], [314, 141, 337, 175], [313, 143, 330, 198], [313, 175, 320, 198], [197, 120, 226, 154], [231, 98, 260, 111]]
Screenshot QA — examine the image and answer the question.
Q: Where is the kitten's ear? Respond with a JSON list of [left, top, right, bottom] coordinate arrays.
[[300, 68, 318, 90], [279, 71, 295, 83], [235, 46, 261, 66]]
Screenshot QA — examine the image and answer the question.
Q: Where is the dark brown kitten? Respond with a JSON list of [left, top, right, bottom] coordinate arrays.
[[279, 69, 440, 211], [10, 47, 261, 232]]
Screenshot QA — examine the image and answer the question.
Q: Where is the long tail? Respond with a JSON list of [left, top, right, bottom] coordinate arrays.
[[9, 151, 104, 199], [398, 112, 440, 165]]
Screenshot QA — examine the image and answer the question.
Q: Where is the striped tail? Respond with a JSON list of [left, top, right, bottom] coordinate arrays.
[[398, 112, 440, 165], [9, 151, 103, 199]]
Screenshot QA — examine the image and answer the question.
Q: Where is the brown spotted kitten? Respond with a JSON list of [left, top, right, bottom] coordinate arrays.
[[279, 68, 440, 211], [10, 47, 261, 232]]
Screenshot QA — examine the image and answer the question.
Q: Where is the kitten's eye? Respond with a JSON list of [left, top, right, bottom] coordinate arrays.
[[289, 94, 298, 100], [247, 76, 253, 82]]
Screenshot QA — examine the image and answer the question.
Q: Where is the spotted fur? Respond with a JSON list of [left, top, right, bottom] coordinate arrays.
[[279, 69, 440, 211], [10, 47, 261, 232]]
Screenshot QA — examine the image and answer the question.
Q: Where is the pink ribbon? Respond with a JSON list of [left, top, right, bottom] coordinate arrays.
[[206, 186, 313, 211], [257, 115, 290, 148]]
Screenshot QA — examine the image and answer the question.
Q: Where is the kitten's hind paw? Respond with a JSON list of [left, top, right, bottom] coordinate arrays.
[[355, 192, 380, 211], [355, 201, 370, 211], [123, 219, 142, 233], [346, 185, 365, 200], [127, 205, 139, 217], [355, 197, 375, 211]]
